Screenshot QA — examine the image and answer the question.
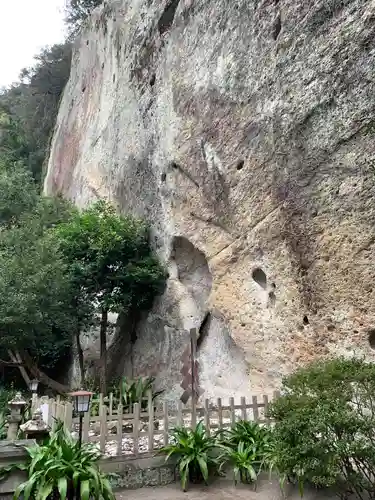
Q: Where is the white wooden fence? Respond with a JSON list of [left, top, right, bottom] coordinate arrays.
[[46, 392, 279, 458]]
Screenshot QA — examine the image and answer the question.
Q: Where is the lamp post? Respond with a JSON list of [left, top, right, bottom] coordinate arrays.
[[28, 378, 39, 411], [68, 390, 93, 448]]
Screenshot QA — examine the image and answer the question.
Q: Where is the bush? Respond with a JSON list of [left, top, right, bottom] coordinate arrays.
[[14, 421, 115, 499], [268, 357, 375, 498], [160, 421, 219, 491], [218, 420, 273, 485]]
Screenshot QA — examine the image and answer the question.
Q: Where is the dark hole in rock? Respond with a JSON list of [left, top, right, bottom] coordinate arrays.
[[197, 312, 211, 349], [161, 172, 166, 182], [171, 161, 179, 169], [252, 267, 267, 289], [150, 74, 156, 86], [353, 329, 358, 334], [271, 282, 276, 289], [86, 40, 89, 46], [327, 324, 335, 331], [273, 15, 281, 40], [101, 62, 105, 69], [369, 330, 375, 349], [274, 0, 280, 4], [113, 73, 116, 83], [241, 322, 246, 327], [236, 160, 244, 170], [81, 85, 86, 93], [303, 315, 309, 325], [158, 0, 180, 36]]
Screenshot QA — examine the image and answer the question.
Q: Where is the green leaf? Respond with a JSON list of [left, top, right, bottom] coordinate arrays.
[[57, 477, 68, 499], [80, 479, 91, 500]]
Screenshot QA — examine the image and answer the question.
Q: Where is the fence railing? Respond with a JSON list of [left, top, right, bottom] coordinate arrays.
[[46, 392, 279, 458]]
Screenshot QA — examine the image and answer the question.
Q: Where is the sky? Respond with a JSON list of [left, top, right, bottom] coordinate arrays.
[[0, 0, 66, 87]]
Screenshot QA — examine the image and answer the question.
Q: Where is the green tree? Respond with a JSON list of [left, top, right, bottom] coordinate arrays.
[[53, 201, 167, 393], [0, 42, 71, 184], [65, 0, 103, 36]]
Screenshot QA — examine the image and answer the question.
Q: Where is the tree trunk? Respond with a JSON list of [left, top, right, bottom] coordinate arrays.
[[20, 350, 70, 394], [75, 329, 85, 387], [99, 308, 108, 395]]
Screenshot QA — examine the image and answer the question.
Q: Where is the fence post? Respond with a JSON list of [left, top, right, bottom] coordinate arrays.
[[217, 398, 223, 429], [240, 397, 247, 421], [147, 391, 154, 453], [229, 397, 235, 426], [133, 403, 140, 457], [191, 398, 197, 430], [99, 396, 106, 453], [163, 401, 169, 447], [177, 400, 183, 427], [117, 403, 123, 456], [83, 410, 90, 443], [252, 395, 259, 421], [263, 395, 269, 423], [204, 399, 210, 435]]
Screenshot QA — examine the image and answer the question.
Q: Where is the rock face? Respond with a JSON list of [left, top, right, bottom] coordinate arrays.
[[45, 0, 375, 398]]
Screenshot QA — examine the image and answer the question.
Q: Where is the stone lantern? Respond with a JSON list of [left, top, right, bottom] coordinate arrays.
[[7, 393, 26, 440], [20, 408, 49, 442]]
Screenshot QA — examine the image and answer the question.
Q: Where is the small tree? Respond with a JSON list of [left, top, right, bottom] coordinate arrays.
[[53, 201, 166, 393], [268, 357, 375, 499], [65, 0, 103, 36]]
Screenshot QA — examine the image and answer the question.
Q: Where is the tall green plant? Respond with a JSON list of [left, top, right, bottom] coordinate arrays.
[[268, 357, 375, 499], [120, 376, 163, 412], [14, 421, 115, 500], [218, 442, 259, 484], [160, 421, 219, 491]]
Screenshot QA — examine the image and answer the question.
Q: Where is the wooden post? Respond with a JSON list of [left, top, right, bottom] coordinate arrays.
[[230, 397, 235, 426], [263, 395, 269, 423], [148, 391, 154, 453], [252, 395, 259, 421], [177, 400, 183, 427], [240, 397, 247, 421], [117, 403, 123, 455], [191, 397, 197, 430], [133, 403, 140, 457], [204, 399, 210, 435], [163, 401, 169, 447], [99, 399, 106, 453], [83, 410, 90, 443], [217, 398, 223, 429]]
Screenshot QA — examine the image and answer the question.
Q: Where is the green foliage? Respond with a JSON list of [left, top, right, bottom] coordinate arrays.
[[268, 357, 375, 498], [218, 420, 273, 485], [53, 200, 166, 315], [0, 43, 72, 185], [65, 0, 103, 36], [0, 160, 38, 227], [120, 376, 163, 412], [14, 421, 115, 500], [160, 421, 219, 491], [218, 442, 258, 484]]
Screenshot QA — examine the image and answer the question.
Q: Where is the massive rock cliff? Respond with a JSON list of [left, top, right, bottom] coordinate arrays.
[[45, 0, 375, 398]]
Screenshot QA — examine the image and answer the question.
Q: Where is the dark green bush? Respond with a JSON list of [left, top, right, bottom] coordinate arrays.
[[268, 357, 375, 499]]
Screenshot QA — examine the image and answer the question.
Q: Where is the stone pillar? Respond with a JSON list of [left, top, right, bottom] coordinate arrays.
[[7, 393, 26, 440]]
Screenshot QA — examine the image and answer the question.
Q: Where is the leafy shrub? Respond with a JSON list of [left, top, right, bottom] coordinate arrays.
[[218, 442, 259, 484], [15, 420, 115, 500], [218, 420, 273, 484], [160, 421, 219, 491], [268, 357, 375, 499]]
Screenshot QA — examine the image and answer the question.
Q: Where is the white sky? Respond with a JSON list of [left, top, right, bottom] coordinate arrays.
[[0, 0, 67, 87]]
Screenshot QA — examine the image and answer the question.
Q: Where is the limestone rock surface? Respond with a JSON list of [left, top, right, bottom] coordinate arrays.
[[45, 0, 375, 398]]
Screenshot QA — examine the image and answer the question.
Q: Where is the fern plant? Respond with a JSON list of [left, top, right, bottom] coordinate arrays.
[[160, 421, 219, 491], [14, 420, 115, 500]]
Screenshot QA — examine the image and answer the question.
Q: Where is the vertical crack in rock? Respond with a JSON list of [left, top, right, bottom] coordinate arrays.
[[158, 0, 181, 36]]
